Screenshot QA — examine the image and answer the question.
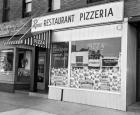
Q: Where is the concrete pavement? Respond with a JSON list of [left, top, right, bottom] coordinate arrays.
[[0, 91, 139, 115]]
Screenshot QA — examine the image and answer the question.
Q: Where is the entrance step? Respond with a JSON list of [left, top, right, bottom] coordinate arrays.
[[29, 92, 48, 98], [127, 102, 140, 112], [15, 90, 29, 95]]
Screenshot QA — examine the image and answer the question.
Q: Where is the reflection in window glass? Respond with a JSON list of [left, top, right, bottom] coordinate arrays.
[[0, 49, 13, 72], [70, 38, 121, 92], [51, 42, 69, 86], [17, 51, 31, 82]]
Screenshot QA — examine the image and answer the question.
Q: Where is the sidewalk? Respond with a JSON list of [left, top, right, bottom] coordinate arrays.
[[0, 91, 139, 115]]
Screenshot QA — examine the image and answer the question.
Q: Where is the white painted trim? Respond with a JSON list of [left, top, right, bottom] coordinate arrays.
[[49, 86, 121, 95], [52, 24, 122, 42]]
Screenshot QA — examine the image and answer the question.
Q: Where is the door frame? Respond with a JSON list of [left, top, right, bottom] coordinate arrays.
[[37, 52, 46, 91]]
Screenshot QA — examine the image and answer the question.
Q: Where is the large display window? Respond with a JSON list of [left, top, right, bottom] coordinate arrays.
[[50, 42, 69, 86], [0, 49, 13, 72], [70, 38, 121, 92], [50, 38, 121, 92]]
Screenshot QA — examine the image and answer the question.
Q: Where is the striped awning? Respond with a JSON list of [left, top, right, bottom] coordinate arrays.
[[4, 31, 50, 48]]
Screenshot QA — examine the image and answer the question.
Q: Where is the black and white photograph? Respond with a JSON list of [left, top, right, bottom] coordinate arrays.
[[0, 0, 139, 114]]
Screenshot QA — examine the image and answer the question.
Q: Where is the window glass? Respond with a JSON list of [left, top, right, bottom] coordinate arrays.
[[0, 49, 13, 72], [23, 0, 32, 17], [52, 0, 60, 10], [70, 38, 121, 92], [17, 51, 31, 82], [26, 3, 32, 12], [87, 0, 104, 3], [2, 0, 9, 22], [51, 42, 69, 86], [26, 0, 32, 2]]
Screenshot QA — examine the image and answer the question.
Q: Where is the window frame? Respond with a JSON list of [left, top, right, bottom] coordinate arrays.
[[22, 0, 32, 18], [51, 0, 61, 11], [2, 0, 9, 22], [0, 49, 14, 72]]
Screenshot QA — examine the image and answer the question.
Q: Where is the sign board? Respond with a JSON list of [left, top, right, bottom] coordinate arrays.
[[99, 76, 110, 91], [102, 58, 118, 67], [32, 1, 123, 32], [88, 59, 100, 67], [0, 18, 30, 37]]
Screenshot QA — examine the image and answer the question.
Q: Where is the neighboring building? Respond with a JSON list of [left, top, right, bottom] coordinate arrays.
[[0, 0, 51, 93], [1, 0, 139, 112], [124, 0, 140, 109]]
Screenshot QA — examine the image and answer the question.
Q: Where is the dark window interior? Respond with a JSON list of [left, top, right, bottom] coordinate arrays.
[[2, 0, 9, 22], [22, 0, 32, 18], [76, 56, 83, 63], [87, 0, 104, 4], [18, 52, 25, 68], [87, 0, 119, 4]]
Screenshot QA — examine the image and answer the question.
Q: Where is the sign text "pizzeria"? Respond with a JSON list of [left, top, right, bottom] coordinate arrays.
[[31, 1, 123, 32]]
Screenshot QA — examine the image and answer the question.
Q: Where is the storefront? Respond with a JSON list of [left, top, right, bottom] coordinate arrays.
[[4, 32, 51, 93], [0, 18, 51, 93], [0, 18, 31, 92], [31, 1, 137, 111]]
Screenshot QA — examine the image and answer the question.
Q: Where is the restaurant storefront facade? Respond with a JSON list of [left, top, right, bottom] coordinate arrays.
[[0, 1, 137, 111], [30, 1, 137, 111]]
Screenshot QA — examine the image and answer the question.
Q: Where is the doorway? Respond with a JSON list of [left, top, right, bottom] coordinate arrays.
[[136, 26, 140, 101], [15, 49, 31, 91], [37, 53, 46, 92]]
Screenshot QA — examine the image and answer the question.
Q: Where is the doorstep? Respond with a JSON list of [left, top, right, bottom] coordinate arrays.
[[15, 90, 29, 95], [29, 92, 48, 98], [127, 102, 140, 112]]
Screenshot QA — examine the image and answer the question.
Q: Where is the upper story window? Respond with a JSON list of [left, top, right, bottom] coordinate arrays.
[[50, 0, 60, 11], [87, 0, 104, 4], [87, 0, 118, 4], [2, 0, 9, 22], [23, 0, 32, 17]]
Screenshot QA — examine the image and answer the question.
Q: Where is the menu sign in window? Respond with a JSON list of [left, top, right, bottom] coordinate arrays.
[[102, 58, 118, 67]]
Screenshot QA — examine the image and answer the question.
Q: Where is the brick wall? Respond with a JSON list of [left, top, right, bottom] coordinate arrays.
[[125, 0, 140, 17], [0, 0, 124, 23], [61, 0, 87, 10], [0, 0, 49, 23], [0, 1, 3, 23], [9, 0, 23, 21], [32, 0, 49, 18], [60, 0, 121, 11]]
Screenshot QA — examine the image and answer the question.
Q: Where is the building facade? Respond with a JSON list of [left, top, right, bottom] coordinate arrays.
[[0, 0, 139, 112], [31, 0, 127, 111], [0, 0, 51, 92]]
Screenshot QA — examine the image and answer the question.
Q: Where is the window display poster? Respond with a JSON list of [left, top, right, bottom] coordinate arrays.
[[0, 50, 13, 72], [102, 58, 118, 67], [88, 59, 101, 67]]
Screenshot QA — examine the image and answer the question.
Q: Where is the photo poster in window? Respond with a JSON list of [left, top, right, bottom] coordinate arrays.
[[0, 50, 13, 72], [88, 42, 104, 67]]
